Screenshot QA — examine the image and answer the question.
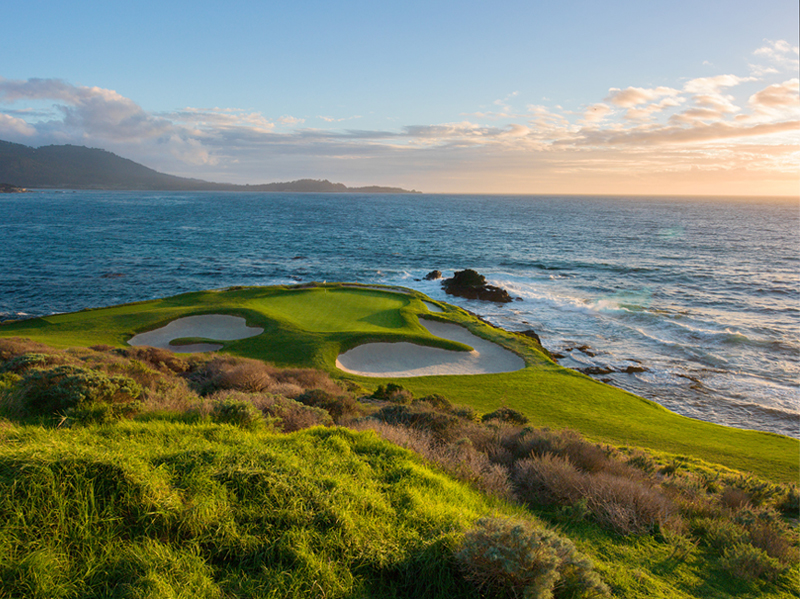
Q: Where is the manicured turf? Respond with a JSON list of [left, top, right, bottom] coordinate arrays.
[[1, 283, 797, 483]]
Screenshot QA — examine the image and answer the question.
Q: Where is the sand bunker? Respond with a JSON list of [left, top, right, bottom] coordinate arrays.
[[423, 300, 444, 313], [128, 315, 263, 353], [336, 318, 524, 377]]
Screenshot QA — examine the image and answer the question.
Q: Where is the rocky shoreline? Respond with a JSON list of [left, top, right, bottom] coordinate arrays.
[[0, 183, 29, 193]]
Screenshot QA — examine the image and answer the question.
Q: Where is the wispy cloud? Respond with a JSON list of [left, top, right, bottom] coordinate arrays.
[[605, 86, 680, 107]]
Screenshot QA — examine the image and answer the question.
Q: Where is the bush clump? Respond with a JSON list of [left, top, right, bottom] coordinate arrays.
[[456, 517, 609, 599], [483, 406, 529, 426], [371, 383, 413, 404], [208, 390, 333, 432], [414, 393, 453, 411], [11, 365, 142, 420], [719, 542, 788, 582], [514, 453, 677, 536], [210, 398, 267, 429], [0, 353, 64, 374], [372, 404, 467, 443], [297, 389, 362, 423]]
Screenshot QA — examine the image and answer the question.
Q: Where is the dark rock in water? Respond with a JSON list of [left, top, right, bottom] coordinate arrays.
[[575, 345, 595, 357], [442, 269, 513, 303], [579, 366, 615, 376], [623, 365, 648, 374], [518, 329, 542, 345], [424, 270, 442, 280]]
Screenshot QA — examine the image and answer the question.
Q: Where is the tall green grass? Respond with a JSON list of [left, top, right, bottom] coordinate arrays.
[[0, 423, 503, 598]]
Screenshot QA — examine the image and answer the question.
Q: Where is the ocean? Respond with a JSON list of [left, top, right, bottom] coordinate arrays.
[[1, 191, 797, 437]]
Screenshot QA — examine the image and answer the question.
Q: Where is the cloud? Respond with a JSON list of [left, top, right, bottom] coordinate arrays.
[[167, 107, 275, 133], [278, 115, 305, 125], [749, 79, 800, 111], [683, 75, 752, 94], [0, 78, 174, 143], [0, 112, 36, 137], [753, 39, 800, 70], [573, 119, 800, 146], [605, 86, 680, 107], [582, 103, 613, 123], [624, 97, 684, 121]]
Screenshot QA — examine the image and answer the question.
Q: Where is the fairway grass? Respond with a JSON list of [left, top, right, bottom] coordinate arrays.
[[1, 283, 797, 483]]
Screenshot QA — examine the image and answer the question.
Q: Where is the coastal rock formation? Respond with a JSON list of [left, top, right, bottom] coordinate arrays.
[[0, 183, 27, 193], [424, 270, 442, 280], [442, 269, 514, 303], [517, 329, 542, 345]]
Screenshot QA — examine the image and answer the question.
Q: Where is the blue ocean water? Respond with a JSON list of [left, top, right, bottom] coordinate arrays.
[[1, 191, 798, 437]]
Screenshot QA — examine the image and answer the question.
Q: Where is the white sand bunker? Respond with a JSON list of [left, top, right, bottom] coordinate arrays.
[[128, 315, 264, 353], [423, 300, 444, 313], [336, 319, 524, 377]]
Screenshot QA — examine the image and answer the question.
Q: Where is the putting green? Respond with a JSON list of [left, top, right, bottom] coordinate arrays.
[[0, 283, 796, 482]]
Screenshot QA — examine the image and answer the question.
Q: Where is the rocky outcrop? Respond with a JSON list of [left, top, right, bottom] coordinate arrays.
[[424, 270, 442, 280], [517, 329, 542, 345], [441, 269, 514, 303], [0, 183, 27, 193]]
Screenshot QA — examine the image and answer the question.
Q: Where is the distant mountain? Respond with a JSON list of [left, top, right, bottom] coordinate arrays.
[[0, 140, 418, 193]]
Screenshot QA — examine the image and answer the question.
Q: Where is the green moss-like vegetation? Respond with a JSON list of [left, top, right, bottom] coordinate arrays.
[[1, 283, 795, 483]]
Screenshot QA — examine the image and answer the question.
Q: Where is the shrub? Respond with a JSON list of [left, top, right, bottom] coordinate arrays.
[[414, 393, 452, 411], [67, 400, 143, 426], [720, 487, 751, 510], [581, 472, 678, 536], [297, 389, 362, 423], [774, 484, 799, 517], [13, 365, 142, 418], [210, 398, 267, 429], [509, 428, 615, 475], [719, 542, 787, 582], [514, 454, 677, 536], [372, 383, 413, 404], [372, 404, 466, 443], [212, 359, 274, 392], [0, 353, 64, 374], [451, 404, 481, 423], [747, 521, 797, 563], [123, 346, 190, 374], [0, 338, 58, 362], [273, 368, 343, 395], [515, 453, 584, 507], [695, 517, 747, 549], [483, 406, 529, 426], [211, 390, 333, 432], [455, 517, 609, 599]]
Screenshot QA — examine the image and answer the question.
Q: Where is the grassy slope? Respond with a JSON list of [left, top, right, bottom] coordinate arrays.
[[0, 421, 793, 599], [1, 284, 796, 483], [0, 422, 508, 598]]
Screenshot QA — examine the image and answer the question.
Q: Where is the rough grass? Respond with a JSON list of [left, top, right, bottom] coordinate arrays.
[[0, 423, 525, 598]]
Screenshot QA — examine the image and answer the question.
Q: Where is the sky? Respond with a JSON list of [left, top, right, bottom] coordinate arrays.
[[1, 0, 798, 195]]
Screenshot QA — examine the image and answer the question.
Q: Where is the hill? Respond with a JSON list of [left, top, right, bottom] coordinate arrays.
[[0, 140, 418, 193]]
